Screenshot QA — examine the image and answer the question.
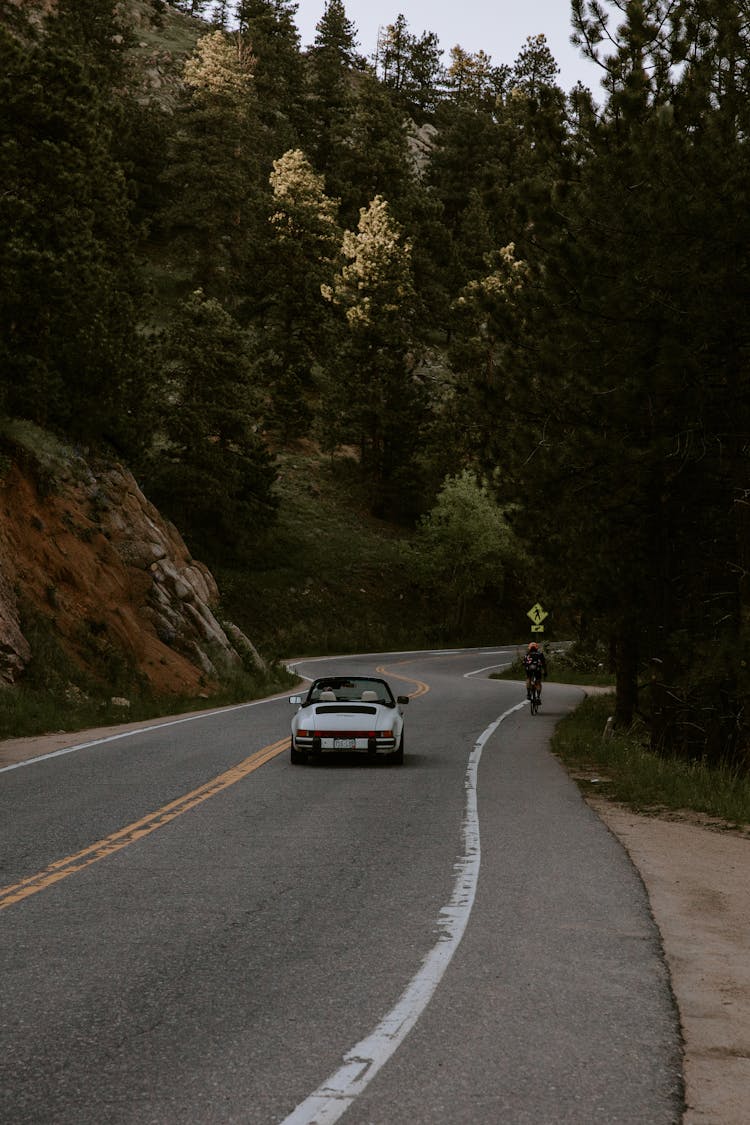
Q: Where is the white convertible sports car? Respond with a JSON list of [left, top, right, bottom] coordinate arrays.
[[289, 675, 409, 765]]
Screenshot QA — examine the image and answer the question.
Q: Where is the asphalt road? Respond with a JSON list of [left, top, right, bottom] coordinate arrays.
[[0, 648, 683, 1124]]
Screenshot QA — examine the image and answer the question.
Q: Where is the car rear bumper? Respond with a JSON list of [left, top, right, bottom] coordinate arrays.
[[293, 735, 398, 754]]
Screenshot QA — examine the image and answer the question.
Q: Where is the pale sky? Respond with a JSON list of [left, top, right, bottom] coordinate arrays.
[[293, 0, 603, 94]]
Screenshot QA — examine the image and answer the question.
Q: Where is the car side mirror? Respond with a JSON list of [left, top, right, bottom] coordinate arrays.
[[289, 695, 304, 705], [397, 695, 409, 705]]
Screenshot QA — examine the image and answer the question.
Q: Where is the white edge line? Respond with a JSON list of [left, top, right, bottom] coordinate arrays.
[[279, 699, 527, 1125], [464, 661, 513, 678], [2, 648, 521, 774], [0, 696, 277, 774]]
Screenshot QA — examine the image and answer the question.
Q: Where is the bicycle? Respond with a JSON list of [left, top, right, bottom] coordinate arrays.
[[529, 679, 542, 715]]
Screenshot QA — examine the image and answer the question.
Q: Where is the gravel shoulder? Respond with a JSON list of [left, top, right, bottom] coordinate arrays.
[[2, 718, 749, 1124], [590, 799, 750, 1125]]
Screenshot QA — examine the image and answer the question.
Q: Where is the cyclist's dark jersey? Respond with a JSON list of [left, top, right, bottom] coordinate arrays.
[[523, 652, 547, 681]]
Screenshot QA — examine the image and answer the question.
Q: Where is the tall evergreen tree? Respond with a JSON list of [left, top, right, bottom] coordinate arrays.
[[425, 38, 567, 319], [444, 45, 509, 109], [262, 148, 341, 437], [321, 195, 425, 516], [511, 33, 561, 95], [0, 6, 150, 452], [159, 29, 265, 309], [456, 0, 750, 765], [308, 0, 362, 67], [407, 30, 445, 116], [375, 15, 444, 118], [303, 0, 364, 207], [145, 290, 277, 559], [46, 0, 134, 85], [211, 0, 232, 29], [234, 0, 304, 148], [375, 14, 411, 91], [330, 70, 415, 228]]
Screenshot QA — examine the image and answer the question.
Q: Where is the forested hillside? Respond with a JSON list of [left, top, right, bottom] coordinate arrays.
[[1, 0, 749, 771]]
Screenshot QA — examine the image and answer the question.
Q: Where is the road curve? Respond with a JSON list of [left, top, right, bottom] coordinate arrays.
[[0, 647, 683, 1124]]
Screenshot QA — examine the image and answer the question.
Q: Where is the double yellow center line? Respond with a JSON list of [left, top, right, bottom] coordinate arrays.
[[376, 664, 430, 698], [0, 737, 289, 912], [2, 666, 430, 913]]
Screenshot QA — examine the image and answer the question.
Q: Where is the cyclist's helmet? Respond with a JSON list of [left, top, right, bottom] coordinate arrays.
[[528, 641, 539, 650]]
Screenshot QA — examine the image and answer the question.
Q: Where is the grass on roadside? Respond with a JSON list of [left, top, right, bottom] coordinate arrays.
[[0, 665, 295, 741], [552, 694, 750, 830], [491, 655, 615, 687], [0, 605, 296, 741]]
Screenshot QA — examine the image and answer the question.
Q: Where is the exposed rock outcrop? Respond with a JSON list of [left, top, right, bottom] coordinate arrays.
[[0, 442, 263, 694], [407, 121, 438, 175], [0, 564, 31, 683]]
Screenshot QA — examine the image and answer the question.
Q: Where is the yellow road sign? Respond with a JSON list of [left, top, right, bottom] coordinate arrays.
[[531, 625, 545, 633], [527, 603, 548, 625]]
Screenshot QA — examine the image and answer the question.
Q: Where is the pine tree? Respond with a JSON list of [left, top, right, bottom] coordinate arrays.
[[159, 29, 265, 308], [211, 0, 232, 29], [307, 0, 362, 67], [375, 14, 411, 92], [444, 45, 509, 109], [303, 0, 364, 208], [511, 34, 561, 96], [375, 15, 445, 119], [321, 195, 425, 515], [234, 0, 304, 148], [46, 0, 134, 86], [457, 0, 750, 764], [306, 8, 421, 229], [145, 290, 277, 558], [330, 70, 415, 228], [0, 7, 150, 452], [424, 54, 568, 312], [262, 148, 341, 437]]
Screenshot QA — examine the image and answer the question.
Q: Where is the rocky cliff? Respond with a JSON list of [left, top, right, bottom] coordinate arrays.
[[0, 429, 264, 696]]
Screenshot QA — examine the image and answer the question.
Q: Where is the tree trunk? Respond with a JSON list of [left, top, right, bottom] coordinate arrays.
[[613, 626, 638, 728]]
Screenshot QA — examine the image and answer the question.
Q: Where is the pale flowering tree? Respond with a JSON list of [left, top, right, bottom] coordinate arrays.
[[461, 243, 530, 304], [321, 196, 425, 515], [162, 30, 262, 301], [322, 194, 414, 329], [452, 242, 531, 392], [269, 149, 340, 251], [455, 241, 530, 332], [262, 149, 342, 436], [182, 30, 256, 108]]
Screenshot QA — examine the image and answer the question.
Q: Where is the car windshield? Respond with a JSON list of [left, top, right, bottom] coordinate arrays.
[[308, 678, 393, 705]]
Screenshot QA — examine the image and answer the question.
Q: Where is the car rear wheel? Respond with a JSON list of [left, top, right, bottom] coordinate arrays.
[[290, 742, 306, 765], [392, 733, 404, 765]]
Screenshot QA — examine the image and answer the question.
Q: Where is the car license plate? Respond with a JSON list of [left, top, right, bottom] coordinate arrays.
[[334, 738, 356, 749]]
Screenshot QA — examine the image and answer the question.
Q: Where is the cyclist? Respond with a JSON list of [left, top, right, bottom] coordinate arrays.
[[523, 642, 547, 701]]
